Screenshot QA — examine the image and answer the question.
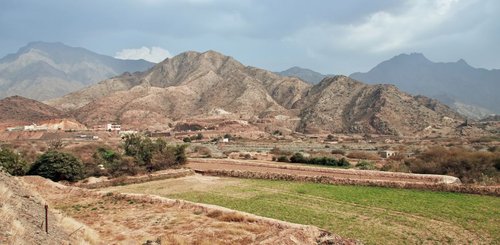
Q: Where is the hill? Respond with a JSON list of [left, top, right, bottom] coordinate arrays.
[[277, 66, 332, 84], [0, 95, 65, 124], [0, 42, 154, 101], [48, 50, 463, 136], [350, 53, 500, 119], [294, 76, 461, 135]]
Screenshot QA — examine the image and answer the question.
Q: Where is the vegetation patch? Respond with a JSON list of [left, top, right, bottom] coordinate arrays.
[[106, 177, 500, 245]]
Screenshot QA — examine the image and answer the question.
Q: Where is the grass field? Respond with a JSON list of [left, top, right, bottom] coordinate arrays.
[[103, 175, 500, 244]]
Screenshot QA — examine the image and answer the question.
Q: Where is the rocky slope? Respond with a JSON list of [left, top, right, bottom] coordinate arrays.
[[0, 96, 65, 123], [49, 50, 311, 130], [48, 50, 463, 135], [350, 53, 500, 119], [294, 76, 462, 135], [0, 42, 154, 101]]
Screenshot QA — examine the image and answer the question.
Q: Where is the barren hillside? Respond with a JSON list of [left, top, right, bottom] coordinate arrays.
[[47, 50, 463, 135]]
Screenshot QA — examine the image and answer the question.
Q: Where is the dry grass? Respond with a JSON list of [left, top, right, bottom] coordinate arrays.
[[21, 175, 351, 244], [346, 151, 380, 160]]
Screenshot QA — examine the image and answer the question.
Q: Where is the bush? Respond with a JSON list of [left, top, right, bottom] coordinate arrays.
[[356, 160, 375, 170], [404, 147, 500, 184], [331, 149, 346, 155], [277, 156, 289, 162], [290, 153, 307, 163], [183, 137, 192, 143], [346, 151, 380, 160], [288, 152, 350, 167], [28, 151, 84, 182], [0, 148, 30, 175]]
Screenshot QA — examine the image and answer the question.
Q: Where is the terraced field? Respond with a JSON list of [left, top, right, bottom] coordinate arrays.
[[104, 175, 500, 244]]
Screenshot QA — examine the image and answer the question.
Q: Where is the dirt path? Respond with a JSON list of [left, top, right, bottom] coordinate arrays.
[[187, 158, 457, 184]]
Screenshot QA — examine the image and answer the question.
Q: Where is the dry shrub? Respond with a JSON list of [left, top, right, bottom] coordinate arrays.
[[218, 212, 247, 222], [193, 146, 211, 156], [58, 215, 100, 244], [331, 149, 346, 156], [270, 147, 292, 156], [347, 151, 380, 160], [406, 146, 500, 184]]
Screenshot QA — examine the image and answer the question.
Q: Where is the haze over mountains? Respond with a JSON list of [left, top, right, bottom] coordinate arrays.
[[277, 66, 332, 84], [47, 50, 462, 136], [350, 53, 500, 119], [0, 42, 154, 101]]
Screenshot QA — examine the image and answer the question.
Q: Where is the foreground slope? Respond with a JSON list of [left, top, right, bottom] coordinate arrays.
[[48, 50, 463, 135], [21, 174, 350, 244], [0, 172, 97, 244], [0, 42, 154, 101]]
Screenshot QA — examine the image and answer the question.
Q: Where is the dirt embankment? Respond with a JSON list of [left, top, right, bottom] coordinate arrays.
[[22, 174, 357, 245], [188, 158, 500, 196], [0, 172, 97, 244], [74, 168, 195, 189]]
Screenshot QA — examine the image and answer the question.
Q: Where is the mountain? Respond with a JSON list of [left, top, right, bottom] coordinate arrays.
[[293, 76, 461, 135], [350, 53, 500, 119], [0, 42, 154, 101], [277, 66, 332, 84], [48, 50, 462, 136]]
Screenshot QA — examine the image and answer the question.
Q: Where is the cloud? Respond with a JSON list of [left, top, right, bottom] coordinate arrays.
[[285, 0, 475, 55], [115, 46, 172, 63]]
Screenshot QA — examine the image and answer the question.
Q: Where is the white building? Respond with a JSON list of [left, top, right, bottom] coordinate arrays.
[[106, 123, 121, 131]]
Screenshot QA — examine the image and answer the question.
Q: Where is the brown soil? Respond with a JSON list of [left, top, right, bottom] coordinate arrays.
[[0, 172, 97, 244], [21, 175, 355, 244]]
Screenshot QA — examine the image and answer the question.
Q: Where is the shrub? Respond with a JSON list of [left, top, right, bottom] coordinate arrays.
[[277, 156, 289, 162], [195, 133, 203, 140], [0, 148, 30, 175], [356, 160, 375, 170], [290, 153, 307, 163], [331, 149, 346, 155], [346, 151, 380, 160], [183, 137, 192, 143], [288, 152, 350, 167], [404, 146, 500, 184], [28, 151, 84, 182]]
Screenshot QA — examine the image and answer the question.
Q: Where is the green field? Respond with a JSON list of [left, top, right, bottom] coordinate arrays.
[[104, 176, 500, 244]]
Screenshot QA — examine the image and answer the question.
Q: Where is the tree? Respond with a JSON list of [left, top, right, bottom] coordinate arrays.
[[290, 153, 307, 163], [28, 151, 83, 182], [0, 148, 29, 175]]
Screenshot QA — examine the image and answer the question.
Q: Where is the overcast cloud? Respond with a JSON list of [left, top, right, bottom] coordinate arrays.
[[0, 0, 498, 74]]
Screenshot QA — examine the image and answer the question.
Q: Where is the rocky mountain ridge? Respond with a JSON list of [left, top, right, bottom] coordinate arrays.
[[350, 53, 500, 119], [48, 50, 463, 136], [0, 42, 154, 101]]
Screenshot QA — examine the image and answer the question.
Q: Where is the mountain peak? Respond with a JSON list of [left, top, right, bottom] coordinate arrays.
[[391, 52, 431, 63]]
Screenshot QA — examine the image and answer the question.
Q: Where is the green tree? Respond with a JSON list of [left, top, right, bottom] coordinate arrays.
[[28, 151, 83, 182], [0, 148, 29, 175]]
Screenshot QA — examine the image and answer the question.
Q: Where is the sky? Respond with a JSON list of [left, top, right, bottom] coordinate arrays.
[[1, 0, 499, 75]]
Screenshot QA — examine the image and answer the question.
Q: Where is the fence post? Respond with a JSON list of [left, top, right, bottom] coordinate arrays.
[[45, 204, 48, 233]]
